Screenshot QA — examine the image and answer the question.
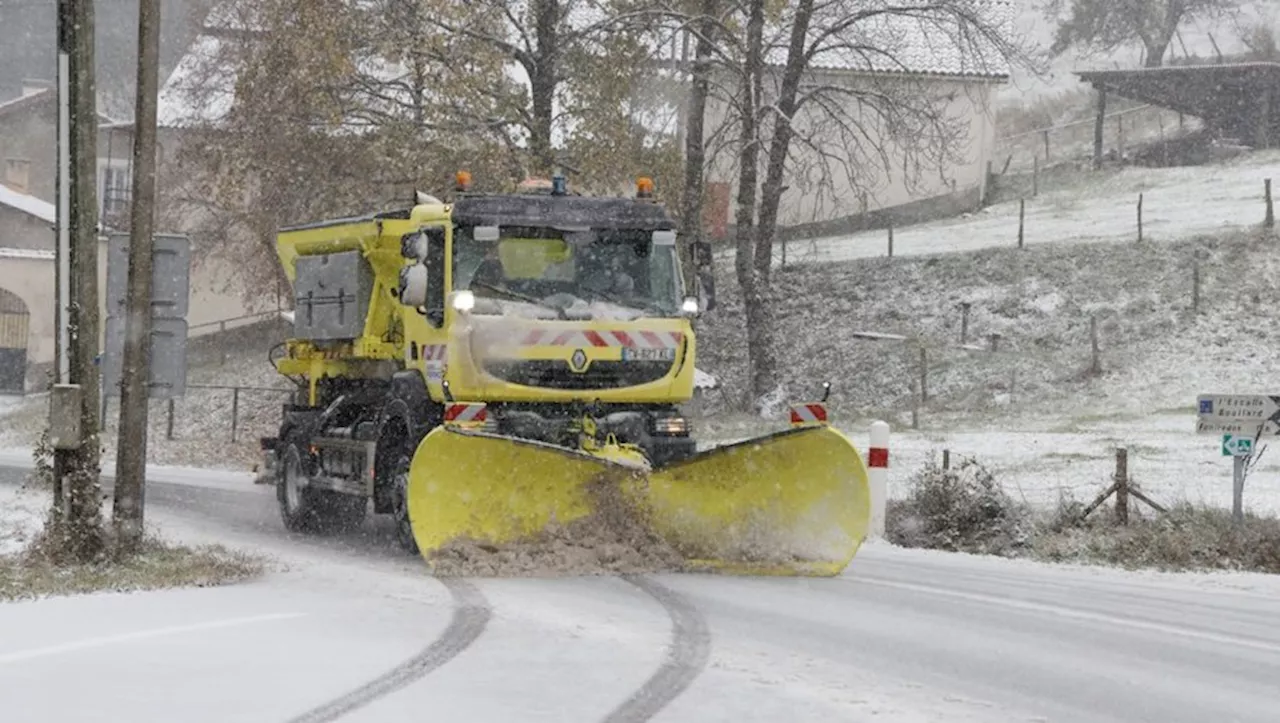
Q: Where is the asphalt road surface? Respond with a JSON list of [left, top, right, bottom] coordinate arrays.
[[2, 464, 1278, 723]]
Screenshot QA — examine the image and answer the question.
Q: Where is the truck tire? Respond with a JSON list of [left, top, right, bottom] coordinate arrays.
[[391, 452, 420, 555], [278, 442, 322, 532], [278, 442, 368, 534]]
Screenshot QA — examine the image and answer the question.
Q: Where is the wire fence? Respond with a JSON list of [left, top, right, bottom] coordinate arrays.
[[992, 104, 1203, 176], [101, 383, 296, 446]]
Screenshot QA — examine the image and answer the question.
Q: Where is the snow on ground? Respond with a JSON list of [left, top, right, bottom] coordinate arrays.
[[0, 484, 44, 557], [697, 408, 1280, 519], [776, 150, 1280, 266]]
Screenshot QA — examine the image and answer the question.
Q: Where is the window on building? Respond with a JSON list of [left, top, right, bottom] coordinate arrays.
[[100, 162, 131, 215]]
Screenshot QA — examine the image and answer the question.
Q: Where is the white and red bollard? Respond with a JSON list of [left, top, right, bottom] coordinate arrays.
[[867, 420, 890, 538]]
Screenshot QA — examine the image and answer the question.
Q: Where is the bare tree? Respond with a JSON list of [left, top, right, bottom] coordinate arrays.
[[660, 0, 1023, 408], [1045, 0, 1239, 68]]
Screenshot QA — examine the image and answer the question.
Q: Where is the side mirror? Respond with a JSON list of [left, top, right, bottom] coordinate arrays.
[[401, 232, 427, 261], [398, 264, 428, 307]]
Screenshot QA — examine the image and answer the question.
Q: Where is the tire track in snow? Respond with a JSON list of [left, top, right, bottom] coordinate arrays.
[[285, 578, 491, 723], [603, 575, 711, 723]]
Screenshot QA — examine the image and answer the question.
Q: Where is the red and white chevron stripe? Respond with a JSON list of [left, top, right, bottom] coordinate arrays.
[[444, 403, 487, 423], [518, 329, 683, 349], [789, 403, 829, 425]]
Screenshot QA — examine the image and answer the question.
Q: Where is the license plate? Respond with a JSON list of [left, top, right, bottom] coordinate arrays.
[[622, 347, 676, 362]]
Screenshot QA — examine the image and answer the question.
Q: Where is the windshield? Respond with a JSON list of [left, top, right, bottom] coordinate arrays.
[[452, 225, 682, 317]]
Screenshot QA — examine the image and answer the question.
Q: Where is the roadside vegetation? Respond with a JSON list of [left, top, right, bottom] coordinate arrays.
[[887, 453, 1280, 575], [0, 436, 267, 602]]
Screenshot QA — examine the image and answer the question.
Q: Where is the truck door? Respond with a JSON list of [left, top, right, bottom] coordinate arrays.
[[401, 226, 450, 400]]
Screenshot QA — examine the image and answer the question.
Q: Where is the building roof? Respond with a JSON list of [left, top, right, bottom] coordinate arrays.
[[0, 184, 56, 225], [767, 0, 1014, 79], [0, 86, 121, 124], [1075, 62, 1280, 143]]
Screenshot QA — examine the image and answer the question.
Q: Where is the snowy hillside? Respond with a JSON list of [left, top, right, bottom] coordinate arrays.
[[781, 149, 1280, 265]]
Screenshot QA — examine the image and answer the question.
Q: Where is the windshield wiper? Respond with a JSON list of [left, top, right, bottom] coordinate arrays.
[[471, 280, 567, 319]]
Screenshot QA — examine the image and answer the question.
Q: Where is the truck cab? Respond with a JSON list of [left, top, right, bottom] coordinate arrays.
[[395, 176, 702, 465]]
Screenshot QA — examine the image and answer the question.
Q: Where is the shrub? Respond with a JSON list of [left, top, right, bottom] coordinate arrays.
[[1033, 503, 1280, 574], [886, 453, 1032, 556]]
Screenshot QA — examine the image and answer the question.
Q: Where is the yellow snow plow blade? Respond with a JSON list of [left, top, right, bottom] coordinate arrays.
[[404, 425, 639, 559], [647, 426, 871, 577], [405, 424, 870, 577]]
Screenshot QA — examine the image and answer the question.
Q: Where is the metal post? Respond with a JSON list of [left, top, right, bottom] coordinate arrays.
[[867, 421, 890, 538], [959, 302, 971, 344], [1233, 454, 1245, 525]]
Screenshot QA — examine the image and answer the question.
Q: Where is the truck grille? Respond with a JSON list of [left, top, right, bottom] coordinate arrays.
[[483, 360, 672, 390]]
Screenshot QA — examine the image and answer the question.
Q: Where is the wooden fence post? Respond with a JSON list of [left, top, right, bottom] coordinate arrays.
[[1042, 129, 1050, 162], [1033, 155, 1039, 197], [1116, 114, 1125, 159], [1018, 198, 1025, 248], [1192, 261, 1201, 314], [919, 346, 928, 403], [1137, 193, 1144, 242], [166, 398, 175, 441], [1090, 316, 1102, 375], [911, 379, 920, 430], [959, 302, 971, 345], [1114, 447, 1129, 525], [231, 387, 241, 443], [988, 332, 1001, 352], [887, 222, 894, 258], [1265, 178, 1274, 229], [942, 449, 950, 470]]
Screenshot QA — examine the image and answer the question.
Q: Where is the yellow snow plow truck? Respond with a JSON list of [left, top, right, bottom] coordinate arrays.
[[259, 173, 871, 576]]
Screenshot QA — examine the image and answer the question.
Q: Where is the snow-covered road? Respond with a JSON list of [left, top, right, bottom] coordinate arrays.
[[2, 464, 1279, 722]]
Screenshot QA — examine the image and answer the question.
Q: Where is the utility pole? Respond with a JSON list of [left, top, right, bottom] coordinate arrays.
[[114, 0, 163, 552], [54, 0, 105, 561]]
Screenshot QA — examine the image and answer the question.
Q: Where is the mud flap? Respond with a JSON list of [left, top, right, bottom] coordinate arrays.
[[644, 425, 872, 577], [405, 425, 639, 560]]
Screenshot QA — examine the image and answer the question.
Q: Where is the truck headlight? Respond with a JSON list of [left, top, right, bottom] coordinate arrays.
[[653, 416, 688, 435], [681, 296, 700, 315], [452, 289, 475, 312]]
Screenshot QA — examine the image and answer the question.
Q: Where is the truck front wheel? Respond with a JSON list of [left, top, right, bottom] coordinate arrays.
[[391, 452, 420, 556]]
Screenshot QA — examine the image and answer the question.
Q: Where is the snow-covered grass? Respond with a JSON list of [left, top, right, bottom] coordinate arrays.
[[699, 226, 1280, 422], [0, 484, 267, 602], [0, 484, 44, 558]]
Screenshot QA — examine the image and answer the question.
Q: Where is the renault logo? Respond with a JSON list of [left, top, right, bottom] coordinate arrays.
[[569, 348, 589, 372]]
